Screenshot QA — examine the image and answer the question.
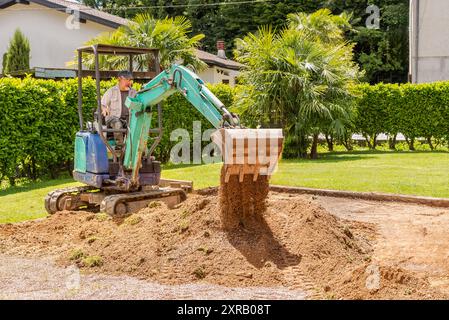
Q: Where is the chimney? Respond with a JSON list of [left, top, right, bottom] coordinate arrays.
[[217, 40, 227, 59]]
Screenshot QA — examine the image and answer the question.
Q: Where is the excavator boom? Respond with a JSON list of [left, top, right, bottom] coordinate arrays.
[[122, 64, 282, 188]]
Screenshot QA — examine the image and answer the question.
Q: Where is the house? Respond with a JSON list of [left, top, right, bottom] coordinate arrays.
[[409, 0, 449, 83], [0, 0, 243, 85]]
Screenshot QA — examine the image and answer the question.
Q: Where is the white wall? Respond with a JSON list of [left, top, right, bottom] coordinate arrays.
[[197, 65, 239, 87], [0, 2, 114, 69], [0, 2, 240, 86], [410, 0, 449, 83]]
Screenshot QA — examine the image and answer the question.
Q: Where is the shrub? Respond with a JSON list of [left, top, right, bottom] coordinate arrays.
[[82, 255, 103, 267], [352, 82, 449, 151]]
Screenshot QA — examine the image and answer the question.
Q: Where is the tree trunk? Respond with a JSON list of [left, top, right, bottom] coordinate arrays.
[[363, 134, 373, 149], [66, 160, 73, 177], [427, 137, 434, 150], [310, 133, 319, 159], [49, 165, 57, 179], [372, 135, 378, 149], [342, 138, 353, 151], [31, 156, 37, 181], [296, 134, 309, 159], [23, 161, 31, 179], [388, 134, 397, 150], [405, 136, 416, 151], [325, 134, 334, 152]]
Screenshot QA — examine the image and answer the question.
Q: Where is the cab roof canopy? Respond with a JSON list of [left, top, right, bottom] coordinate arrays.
[[77, 44, 158, 56]]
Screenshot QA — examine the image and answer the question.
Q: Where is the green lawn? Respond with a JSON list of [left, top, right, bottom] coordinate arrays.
[[0, 178, 82, 223], [1, 151, 448, 223]]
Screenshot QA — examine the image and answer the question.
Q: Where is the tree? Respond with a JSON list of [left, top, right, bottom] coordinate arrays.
[[81, 0, 186, 18], [80, 1, 409, 84], [2, 52, 7, 75], [352, 2, 409, 83], [234, 9, 361, 159], [3, 28, 31, 74], [79, 14, 206, 71]]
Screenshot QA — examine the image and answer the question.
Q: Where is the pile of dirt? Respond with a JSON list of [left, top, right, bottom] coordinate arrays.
[[333, 263, 446, 299], [0, 191, 442, 299]]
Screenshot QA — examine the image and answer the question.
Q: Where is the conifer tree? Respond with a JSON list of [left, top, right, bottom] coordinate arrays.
[[3, 29, 31, 74]]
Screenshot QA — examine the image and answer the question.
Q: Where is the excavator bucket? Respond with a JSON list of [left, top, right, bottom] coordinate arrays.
[[211, 128, 284, 182]]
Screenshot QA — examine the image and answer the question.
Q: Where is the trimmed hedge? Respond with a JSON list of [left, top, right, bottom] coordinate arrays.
[[353, 82, 449, 149], [0, 76, 233, 184], [1, 77, 448, 184]]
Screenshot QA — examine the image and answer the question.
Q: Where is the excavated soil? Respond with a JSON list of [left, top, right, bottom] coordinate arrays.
[[219, 167, 269, 230], [0, 191, 445, 299]]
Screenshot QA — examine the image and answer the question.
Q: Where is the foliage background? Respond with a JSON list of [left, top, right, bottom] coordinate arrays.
[[1, 77, 448, 184], [80, 0, 409, 84]]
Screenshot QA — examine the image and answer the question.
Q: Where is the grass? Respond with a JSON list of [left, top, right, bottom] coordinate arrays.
[[163, 150, 449, 198], [0, 177, 82, 224], [69, 248, 86, 261], [1, 150, 448, 224], [81, 255, 103, 267]]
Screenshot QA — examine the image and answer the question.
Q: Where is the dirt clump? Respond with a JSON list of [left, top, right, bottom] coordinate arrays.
[[0, 191, 444, 299]]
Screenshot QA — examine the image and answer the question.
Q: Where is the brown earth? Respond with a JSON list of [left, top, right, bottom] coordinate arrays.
[[0, 191, 446, 299], [219, 167, 269, 230]]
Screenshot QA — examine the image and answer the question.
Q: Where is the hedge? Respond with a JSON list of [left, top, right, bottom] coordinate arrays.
[[0, 76, 233, 184], [353, 82, 449, 149], [1, 77, 448, 184]]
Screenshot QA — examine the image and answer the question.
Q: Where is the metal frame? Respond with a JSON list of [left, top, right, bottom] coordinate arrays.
[[76, 44, 162, 162]]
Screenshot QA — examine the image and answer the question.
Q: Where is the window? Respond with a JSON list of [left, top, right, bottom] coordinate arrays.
[[222, 79, 230, 85]]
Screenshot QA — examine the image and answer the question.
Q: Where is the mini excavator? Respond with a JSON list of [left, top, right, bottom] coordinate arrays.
[[45, 44, 283, 216]]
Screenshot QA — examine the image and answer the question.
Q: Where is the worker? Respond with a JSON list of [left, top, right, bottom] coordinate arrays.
[[101, 71, 137, 146]]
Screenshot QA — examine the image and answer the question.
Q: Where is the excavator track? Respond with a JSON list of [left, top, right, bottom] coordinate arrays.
[[100, 188, 187, 216], [46, 186, 187, 216], [44, 186, 98, 214]]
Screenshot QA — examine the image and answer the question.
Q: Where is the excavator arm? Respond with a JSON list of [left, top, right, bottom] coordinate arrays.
[[122, 64, 240, 186]]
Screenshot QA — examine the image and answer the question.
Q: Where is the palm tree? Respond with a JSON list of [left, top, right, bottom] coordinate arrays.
[[75, 14, 207, 71], [234, 9, 361, 159]]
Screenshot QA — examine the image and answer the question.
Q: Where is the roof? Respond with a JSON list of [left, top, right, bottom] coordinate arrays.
[[1, 67, 157, 80], [195, 49, 244, 71], [1, 0, 244, 70], [0, 0, 128, 28]]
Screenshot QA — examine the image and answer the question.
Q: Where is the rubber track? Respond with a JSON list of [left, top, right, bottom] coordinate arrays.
[[100, 188, 187, 215], [44, 186, 97, 214]]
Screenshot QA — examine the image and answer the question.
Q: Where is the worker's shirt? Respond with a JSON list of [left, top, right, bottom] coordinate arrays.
[[120, 90, 130, 120], [101, 84, 136, 124]]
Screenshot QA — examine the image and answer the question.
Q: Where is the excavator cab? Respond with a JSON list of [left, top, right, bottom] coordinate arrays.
[[72, 44, 163, 190]]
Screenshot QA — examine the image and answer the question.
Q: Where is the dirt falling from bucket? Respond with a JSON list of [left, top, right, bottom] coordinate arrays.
[[219, 166, 269, 230]]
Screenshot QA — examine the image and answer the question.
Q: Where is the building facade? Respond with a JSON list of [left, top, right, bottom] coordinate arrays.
[[0, 0, 242, 85], [410, 0, 449, 83]]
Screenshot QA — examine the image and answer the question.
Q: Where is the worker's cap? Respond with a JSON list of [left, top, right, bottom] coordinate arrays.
[[117, 71, 133, 79]]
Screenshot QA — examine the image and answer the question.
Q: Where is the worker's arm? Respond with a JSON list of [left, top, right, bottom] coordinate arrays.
[[100, 89, 112, 117]]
